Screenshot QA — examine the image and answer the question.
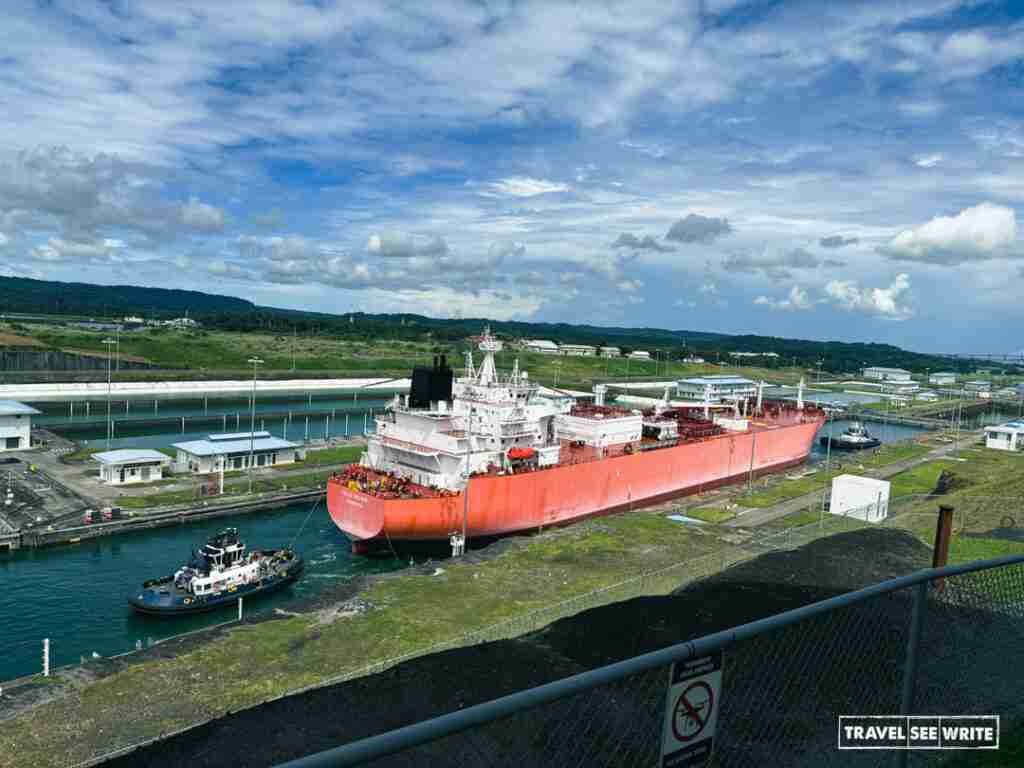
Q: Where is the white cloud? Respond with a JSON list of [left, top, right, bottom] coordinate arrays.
[[617, 279, 643, 292], [481, 177, 570, 198], [699, 282, 719, 295], [824, 273, 913, 320], [0, 232, 8, 248], [913, 154, 943, 168], [180, 197, 225, 233], [367, 233, 448, 258], [882, 202, 1018, 264], [754, 285, 813, 311]]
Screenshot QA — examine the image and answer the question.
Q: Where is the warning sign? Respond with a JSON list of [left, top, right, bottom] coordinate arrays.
[[660, 651, 723, 768]]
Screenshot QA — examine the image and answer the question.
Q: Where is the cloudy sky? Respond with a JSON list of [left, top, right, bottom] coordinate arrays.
[[2, 1, 1024, 352]]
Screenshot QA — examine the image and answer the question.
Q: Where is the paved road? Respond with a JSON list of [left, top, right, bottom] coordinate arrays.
[[724, 432, 981, 528]]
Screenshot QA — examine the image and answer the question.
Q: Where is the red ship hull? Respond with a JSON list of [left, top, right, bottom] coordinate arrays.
[[328, 410, 824, 547]]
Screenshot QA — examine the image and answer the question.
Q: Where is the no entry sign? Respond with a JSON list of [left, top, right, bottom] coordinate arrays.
[[660, 651, 723, 768]]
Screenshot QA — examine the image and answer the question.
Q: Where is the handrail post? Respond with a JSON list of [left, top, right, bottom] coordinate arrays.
[[895, 581, 928, 768]]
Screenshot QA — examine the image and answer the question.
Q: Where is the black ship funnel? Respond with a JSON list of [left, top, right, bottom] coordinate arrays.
[[409, 354, 454, 408]]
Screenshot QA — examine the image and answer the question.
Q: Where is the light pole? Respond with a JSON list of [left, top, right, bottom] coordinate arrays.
[[247, 357, 264, 493], [102, 338, 116, 448], [553, 361, 561, 389]]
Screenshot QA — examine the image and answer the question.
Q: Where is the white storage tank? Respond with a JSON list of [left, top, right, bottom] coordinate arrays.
[[829, 474, 890, 523]]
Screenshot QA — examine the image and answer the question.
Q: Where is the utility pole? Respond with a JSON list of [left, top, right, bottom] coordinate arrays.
[[291, 326, 296, 371], [460, 408, 472, 557], [247, 357, 264, 493], [103, 338, 116, 449]]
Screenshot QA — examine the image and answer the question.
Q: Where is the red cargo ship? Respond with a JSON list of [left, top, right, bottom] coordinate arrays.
[[328, 330, 824, 553]]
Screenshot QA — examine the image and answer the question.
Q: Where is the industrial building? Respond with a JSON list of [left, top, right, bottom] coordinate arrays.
[[676, 375, 756, 402], [863, 366, 912, 382], [525, 340, 560, 355], [92, 449, 171, 485], [929, 372, 957, 385], [963, 380, 992, 396], [172, 431, 304, 474], [984, 422, 1024, 452], [829, 475, 890, 523], [0, 400, 40, 451], [599, 346, 621, 358], [560, 344, 597, 357], [628, 350, 652, 361]]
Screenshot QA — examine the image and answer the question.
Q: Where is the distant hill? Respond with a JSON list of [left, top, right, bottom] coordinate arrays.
[[0, 276, 254, 317], [0, 276, 1008, 375]]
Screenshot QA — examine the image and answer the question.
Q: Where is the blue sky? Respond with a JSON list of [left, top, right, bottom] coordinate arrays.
[[2, 1, 1024, 353]]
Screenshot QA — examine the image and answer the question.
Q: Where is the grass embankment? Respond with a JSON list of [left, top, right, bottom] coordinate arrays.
[[0, 511, 721, 767], [738, 442, 933, 508], [116, 469, 339, 509], [883, 447, 1024, 564], [20, 323, 448, 375]]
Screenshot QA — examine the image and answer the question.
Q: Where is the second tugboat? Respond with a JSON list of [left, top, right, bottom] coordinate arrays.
[[128, 528, 304, 616], [819, 421, 882, 451]]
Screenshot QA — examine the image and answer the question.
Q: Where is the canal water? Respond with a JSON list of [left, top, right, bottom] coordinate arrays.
[[33, 393, 392, 450], [809, 418, 928, 462], [0, 502, 405, 682]]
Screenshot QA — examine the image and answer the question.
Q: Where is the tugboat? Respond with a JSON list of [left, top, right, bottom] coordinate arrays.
[[819, 421, 882, 451], [128, 528, 304, 616]]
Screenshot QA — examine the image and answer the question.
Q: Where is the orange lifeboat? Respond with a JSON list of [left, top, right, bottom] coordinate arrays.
[[507, 447, 536, 461]]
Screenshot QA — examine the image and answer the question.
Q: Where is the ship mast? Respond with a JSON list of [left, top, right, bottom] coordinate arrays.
[[476, 325, 501, 385]]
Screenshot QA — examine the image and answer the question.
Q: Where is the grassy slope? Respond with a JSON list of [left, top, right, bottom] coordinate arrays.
[[0, 511, 724, 766]]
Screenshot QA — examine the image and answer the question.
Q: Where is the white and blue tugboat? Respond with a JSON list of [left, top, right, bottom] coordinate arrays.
[[128, 528, 304, 616], [819, 421, 882, 451]]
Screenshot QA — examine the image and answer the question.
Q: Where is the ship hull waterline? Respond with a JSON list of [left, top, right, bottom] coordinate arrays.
[[329, 417, 823, 551]]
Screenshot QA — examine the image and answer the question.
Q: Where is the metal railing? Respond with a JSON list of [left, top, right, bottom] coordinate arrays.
[[276, 553, 1024, 768], [7, 493, 1022, 768]]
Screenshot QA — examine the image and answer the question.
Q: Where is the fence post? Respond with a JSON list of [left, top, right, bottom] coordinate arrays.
[[43, 638, 50, 677], [238, 596, 244, 622], [896, 581, 928, 768], [932, 505, 955, 593]]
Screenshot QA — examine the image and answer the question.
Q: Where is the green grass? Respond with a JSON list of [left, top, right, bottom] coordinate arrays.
[[60, 446, 103, 462], [776, 509, 823, 528], [293, 444, 365, 467], [948, 536, 1024, 564], [686, 506, 737, 523], [739, 442, 933, 508], [115, 468, 336, 508], [888, 462, 946, 497]]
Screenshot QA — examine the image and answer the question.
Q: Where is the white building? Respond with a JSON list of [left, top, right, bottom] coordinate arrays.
[[863, 366, 912, 382], [164, 317, 199, 328], [172, 431, 304, 474], [915, 391, 939, 402], [985, 421, 1024, 452], [729, 351, 779, 359], [560, 344, 597, 357], [929, 372, 957, 385], [683, 355, 705, 364], [963, 380, 991, 395], [599, 346, 621, 358], [676, 375, 756, 402], [0, 400, 40, 451], [525, 340, 560, 355], [628, 350, 652, 360], [93, 449, 171, 485], [122, 315, 145, 324], [830, 475, 890, 523]]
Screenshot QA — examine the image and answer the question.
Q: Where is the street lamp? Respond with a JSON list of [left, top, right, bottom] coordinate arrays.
[[102, 338, 116, 448], [247, 357, 264, 493]]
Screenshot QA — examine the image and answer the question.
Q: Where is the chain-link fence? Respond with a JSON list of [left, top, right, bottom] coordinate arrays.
[[277, 554, 1024, 768], [8, 494, 1021, 768]]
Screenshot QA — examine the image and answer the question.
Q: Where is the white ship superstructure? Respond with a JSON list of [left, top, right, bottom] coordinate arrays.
[[366, 328, 576, 489]]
